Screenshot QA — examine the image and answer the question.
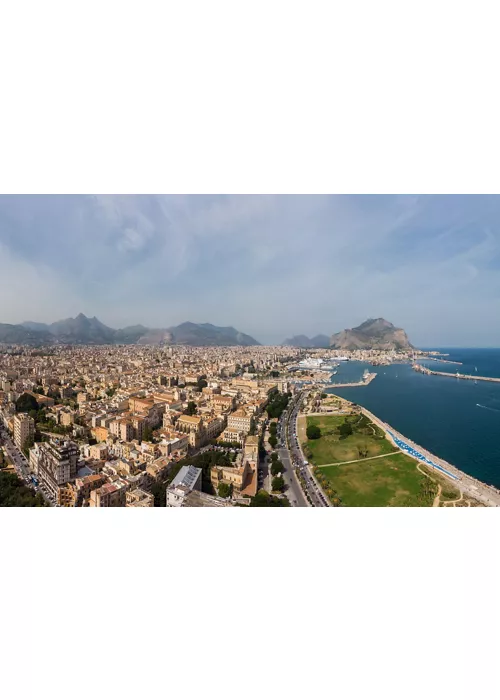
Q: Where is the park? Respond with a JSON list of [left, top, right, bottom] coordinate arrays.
[[304, 413, 463, 507]]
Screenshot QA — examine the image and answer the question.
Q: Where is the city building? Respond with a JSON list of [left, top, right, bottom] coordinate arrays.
[[13, 413, 35, 451], [89, 481, 127, 507], [37, 439, 80, 501]]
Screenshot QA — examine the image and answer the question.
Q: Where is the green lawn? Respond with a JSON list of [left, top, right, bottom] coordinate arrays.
[[318, 452, 437, 507], [306, 414, 397, 466]]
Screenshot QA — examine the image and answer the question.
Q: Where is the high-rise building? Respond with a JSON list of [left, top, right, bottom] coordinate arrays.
[[13, 413, 35, 451]]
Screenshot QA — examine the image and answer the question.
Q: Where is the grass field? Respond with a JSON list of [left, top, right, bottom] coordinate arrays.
[[305, 414, 397, 466], [318, 452, 438, 507]]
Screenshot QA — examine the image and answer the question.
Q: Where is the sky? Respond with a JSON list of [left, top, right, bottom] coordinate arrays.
[[1, 194, 500, 346]]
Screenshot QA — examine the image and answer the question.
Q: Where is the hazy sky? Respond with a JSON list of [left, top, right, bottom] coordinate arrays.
[[1, 194, 500, 346]]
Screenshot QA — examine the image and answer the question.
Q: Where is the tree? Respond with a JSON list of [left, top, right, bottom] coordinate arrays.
[[23, 436, 34, 458], [218, 483, 233, 499], [339, 422, 353, 438], [184, 401, 197, 416], [249, 489, 290, 507], [271, 461, 284, 476], [15, 393, 39, 414], [321, 393, 327, 399], [197, 378, 208, 391], [270, 452, 278, 462], [268, 435, 277, 448], [269, 422, 277, 434], [0, 471, 47, 507], [271, 476, 285, 492], [306, 424, 321, 440]]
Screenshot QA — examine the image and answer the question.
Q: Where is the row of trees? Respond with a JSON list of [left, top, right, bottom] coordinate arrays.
[[268, 420, 278, 448], [0, 470, 47, 507], [269, 451, 285, 492], [266, 391, 291, 420]]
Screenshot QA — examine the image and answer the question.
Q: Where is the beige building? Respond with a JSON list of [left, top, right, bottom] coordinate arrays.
[[13, 413, 35, 450], [89, 481, 127, 507], [220, 427, 245, 445], [176, 414, 206, 448], [126, 488, 154, 507], [227, 409, 253, 435], [210, 461, 256, 498]]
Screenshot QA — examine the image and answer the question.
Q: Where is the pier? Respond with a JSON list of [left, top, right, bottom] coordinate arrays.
[[418, 356, 463, 365], [413, 364, 500, 383], [324, 372, 377, 389]]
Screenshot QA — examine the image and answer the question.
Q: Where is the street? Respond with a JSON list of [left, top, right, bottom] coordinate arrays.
[[283, 392, 329, 507], [0, 426, 54, 506]]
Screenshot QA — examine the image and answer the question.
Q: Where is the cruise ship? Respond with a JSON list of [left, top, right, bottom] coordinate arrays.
[[295, 357, 340, 371]]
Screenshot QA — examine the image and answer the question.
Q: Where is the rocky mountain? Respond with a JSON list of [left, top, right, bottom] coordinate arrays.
[[330, 318, 413, 350], [282, 334, 330, 348], [48, 313, 116, 344], [169, 322, 259, 347], [0, 323, 53, 345], [10, 314, 260, 346]]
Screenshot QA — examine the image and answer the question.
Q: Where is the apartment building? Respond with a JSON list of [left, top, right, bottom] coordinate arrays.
[[211, 394, 235, 412], [204, 415, 226, 441], [13, 413, 35, 450], [220, 427, 245, 445], [89, 481, 127, 507], [126, 489, 154, 507], [37, 440, 80, 501]]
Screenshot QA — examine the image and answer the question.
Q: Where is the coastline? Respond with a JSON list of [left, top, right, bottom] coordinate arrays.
[[327, 393, 500, 507]]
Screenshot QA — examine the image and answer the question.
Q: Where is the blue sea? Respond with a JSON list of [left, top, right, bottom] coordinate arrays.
[[327, 349, 500, 489]]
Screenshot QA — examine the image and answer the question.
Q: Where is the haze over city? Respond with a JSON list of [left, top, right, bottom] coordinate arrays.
[[1, 194, 500, 346]]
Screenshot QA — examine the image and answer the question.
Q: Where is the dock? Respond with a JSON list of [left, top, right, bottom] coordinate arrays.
[[324, 372, 377, 389], [418, 356, 463, 365], [413, 364, 500, 383]]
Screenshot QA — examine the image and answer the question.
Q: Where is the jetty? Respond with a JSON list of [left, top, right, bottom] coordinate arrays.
[[413, 364, 500, 383], [324, 372, 377, 389], [418, 356, 463, 365]]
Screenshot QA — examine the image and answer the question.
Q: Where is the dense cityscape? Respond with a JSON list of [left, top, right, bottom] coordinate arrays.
[[0, 338, 420, 507]]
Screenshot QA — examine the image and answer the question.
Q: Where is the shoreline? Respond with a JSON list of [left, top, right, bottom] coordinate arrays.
[[327, 394, 500, 507]]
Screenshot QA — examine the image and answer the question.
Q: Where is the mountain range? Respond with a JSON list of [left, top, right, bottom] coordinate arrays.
[[330, 318, 413, 350], [0, 314, 260, 347], [282, 334, 331, 348]]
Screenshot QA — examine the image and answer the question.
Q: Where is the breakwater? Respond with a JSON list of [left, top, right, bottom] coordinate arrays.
[[413, 364, 500, 383], [323, 372, 377, 389], [418, 356, 463, 365]]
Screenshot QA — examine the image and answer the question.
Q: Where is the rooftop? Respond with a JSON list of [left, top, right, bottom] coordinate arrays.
[[171, 465, 202, 490]]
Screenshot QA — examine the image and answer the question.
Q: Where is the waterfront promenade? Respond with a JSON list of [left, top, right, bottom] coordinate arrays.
[[413, 363, 500, 383], [362, 407, 500, 507]]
